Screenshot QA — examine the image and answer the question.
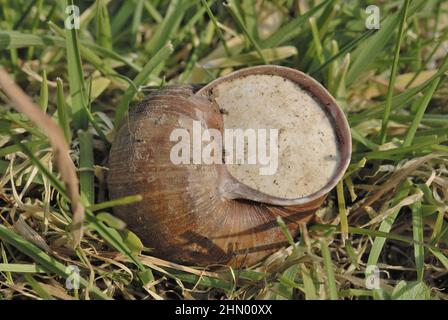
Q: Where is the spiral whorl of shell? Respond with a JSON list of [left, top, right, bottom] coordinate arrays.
[[108, 86, 317, 267]]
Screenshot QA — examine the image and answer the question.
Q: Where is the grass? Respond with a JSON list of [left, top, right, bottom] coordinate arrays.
[[0, 0, 447, 300], [379, 0, 410, 144]]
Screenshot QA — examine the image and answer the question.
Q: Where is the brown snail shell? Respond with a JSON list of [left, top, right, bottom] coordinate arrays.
[[108, 66, 351, 267]]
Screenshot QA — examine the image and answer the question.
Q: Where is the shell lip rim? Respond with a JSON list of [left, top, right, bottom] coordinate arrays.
[[196, 65, 352, 207]]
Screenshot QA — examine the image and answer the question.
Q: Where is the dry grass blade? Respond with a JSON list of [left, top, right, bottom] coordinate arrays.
[[357, 153, 442, 210], [0, 67, 84, 247], [362, 191, 423, 228]]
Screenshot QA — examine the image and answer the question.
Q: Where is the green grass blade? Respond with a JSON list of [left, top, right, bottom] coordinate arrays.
[[428, 248, 448, 270], [0, 224, 110, 300], [261, 0, 330, 48], [131, 0, 145, 44], [301, 265, 317, 300], [276, 217, 297, 250], [0, 140, 44, 158], [351, 127, 378, 150], [50, 21, 126, 86], [95, 0, 112, 50], [403, 77, 441, 147], [305, 17, 324, 65], [56, 78, 72, 144], [320, 239, 338, 300], [0, 31, 141, 72], [65, 0, 89, 130], [349, 59, 448, 124], [26, 0, 43, 60], [78, 130, 95, 205], [16, 140, 67, 198], [168, 269, 233, 291], [347, 0, 425, 86], [310, 29, 374, 75], [84, 210, 149, 273], [144, 0, 191, 55], [336, 180, 348, 241], [241, 0, 258, 42], [345, 240, 359, 267], [0, 32, 63, 49], [202, 46, 297, 68], [0, 0, 18, 65], [277, 265, 299, 299], [143, 1, 162, 23], [0, 263, 45, 273], [24, 274, 55, 299], [224, 0, 266, 64], [367, 180, 412, 267], [12, 0, 37, 29], [201, 0, 231, 56], [379, 0, 411, 144], [313, 224, 435, 250], [39, 69, 48, 113], [110, 1, 133, 36], [411, 200, 425, 282], [15, 140, 148, 278], [360, 135, 447, 160], [88, 194, 143, 212], [114, 42, 173, 127]]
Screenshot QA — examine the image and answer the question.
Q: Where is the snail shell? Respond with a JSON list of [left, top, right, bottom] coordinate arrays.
[[108, 66, 351, 267]]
